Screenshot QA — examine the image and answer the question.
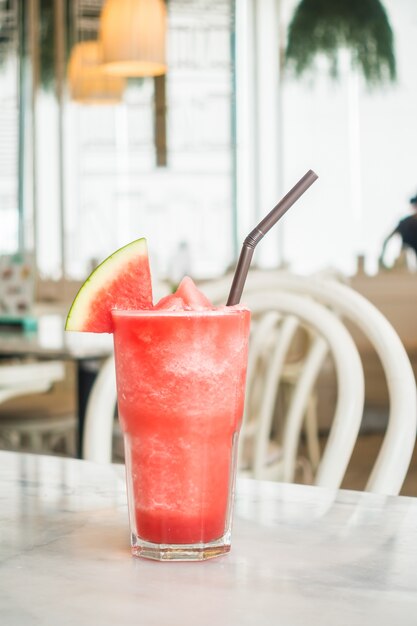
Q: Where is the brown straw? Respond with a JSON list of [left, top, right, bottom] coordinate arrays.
[[227, 169, 318, 306]]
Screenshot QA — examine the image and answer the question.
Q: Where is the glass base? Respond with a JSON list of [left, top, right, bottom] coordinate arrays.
[[131, 533, 231, 562]]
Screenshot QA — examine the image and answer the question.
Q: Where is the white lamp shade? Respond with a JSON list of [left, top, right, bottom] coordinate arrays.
[[68, 40, 126, 104], [100, 0, 167, 77]]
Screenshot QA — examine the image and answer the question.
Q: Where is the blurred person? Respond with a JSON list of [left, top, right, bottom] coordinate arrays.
[[379, 195, 417, 268]]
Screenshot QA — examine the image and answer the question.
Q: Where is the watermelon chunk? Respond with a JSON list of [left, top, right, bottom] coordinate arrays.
[[175, 276, 213, 309], [65, 238, 152, 333], [153, 295, 186, 311], [154, 277, 214, 311]]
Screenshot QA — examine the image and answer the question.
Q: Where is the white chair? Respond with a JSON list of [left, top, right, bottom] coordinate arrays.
[[82, 272, 416, 496], [83, 295, 365, 488], [0, 360, 75, 454], [82, 354, 117, 463], [203, 277, 332, 482], [82, 293, 364, 488], [237, 291, 365, 489], [203, 270, 417, 495]]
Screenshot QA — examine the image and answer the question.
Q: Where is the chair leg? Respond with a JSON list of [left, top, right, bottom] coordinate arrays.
[[295, 455, 314, 485], [29, 432, 44, 453], [9, 430, 22, 450], [304, 393, 321, 472], [64, 428, 76, 457]]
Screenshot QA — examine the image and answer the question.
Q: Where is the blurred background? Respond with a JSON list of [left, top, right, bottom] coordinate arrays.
[[0, 0, 416, 490], [1, 0, 416, 285]]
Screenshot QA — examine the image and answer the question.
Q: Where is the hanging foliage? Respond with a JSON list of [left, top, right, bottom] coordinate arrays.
[[285, 0, 396, 86]]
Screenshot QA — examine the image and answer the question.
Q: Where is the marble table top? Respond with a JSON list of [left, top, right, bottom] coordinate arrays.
[[1, 451, 417, 625]]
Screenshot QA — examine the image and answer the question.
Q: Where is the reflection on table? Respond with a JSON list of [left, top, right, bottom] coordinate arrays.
[[1, 450, 417, 625]]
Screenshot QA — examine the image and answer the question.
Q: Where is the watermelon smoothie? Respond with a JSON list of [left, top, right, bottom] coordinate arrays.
[[112, 306, 250, 560]]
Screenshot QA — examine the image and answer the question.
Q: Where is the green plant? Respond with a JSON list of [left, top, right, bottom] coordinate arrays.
[[285, 0, 396, 86]]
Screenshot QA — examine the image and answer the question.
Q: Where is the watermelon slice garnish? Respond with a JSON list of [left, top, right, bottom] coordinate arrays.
[[65, 238, 152, 333]]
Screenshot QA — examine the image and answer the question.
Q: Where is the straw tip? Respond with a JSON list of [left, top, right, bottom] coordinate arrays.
[[307, 169, 318, 180]]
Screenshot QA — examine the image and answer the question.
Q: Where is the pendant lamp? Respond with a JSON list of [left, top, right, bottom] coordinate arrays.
[[100, 0, 167, 77], [68, 41, 126, 104]]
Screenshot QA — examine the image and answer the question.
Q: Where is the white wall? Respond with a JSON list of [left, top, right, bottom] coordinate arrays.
[[279, 0, 417, 274]]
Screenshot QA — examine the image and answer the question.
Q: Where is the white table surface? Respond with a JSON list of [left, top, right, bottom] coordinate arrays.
[[1, 450, 416, 625]]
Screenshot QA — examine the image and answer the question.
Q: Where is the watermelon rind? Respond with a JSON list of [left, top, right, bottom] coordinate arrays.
[[65, 237, 151, 332]]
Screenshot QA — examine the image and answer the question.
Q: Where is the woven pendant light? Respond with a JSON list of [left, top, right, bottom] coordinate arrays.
[[100, 0, 167, 77], [68, 41, 126, 104]]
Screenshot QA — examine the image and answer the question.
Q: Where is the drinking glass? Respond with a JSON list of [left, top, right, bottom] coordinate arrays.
[[112, 308, 250, 561]]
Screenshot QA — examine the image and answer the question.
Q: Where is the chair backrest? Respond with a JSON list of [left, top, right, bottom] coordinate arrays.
[[82, 291, 365, 490], [232, 291, 365, 488], [83, 271, 417, 495], [82, 355, 117, 463], [203, 270, 417, 495]]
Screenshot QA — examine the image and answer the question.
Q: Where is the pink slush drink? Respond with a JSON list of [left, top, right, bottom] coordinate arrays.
[[112, 286, 250, 560]]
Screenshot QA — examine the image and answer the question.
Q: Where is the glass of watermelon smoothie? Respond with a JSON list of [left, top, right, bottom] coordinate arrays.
[[112, 279, 250, 561]]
